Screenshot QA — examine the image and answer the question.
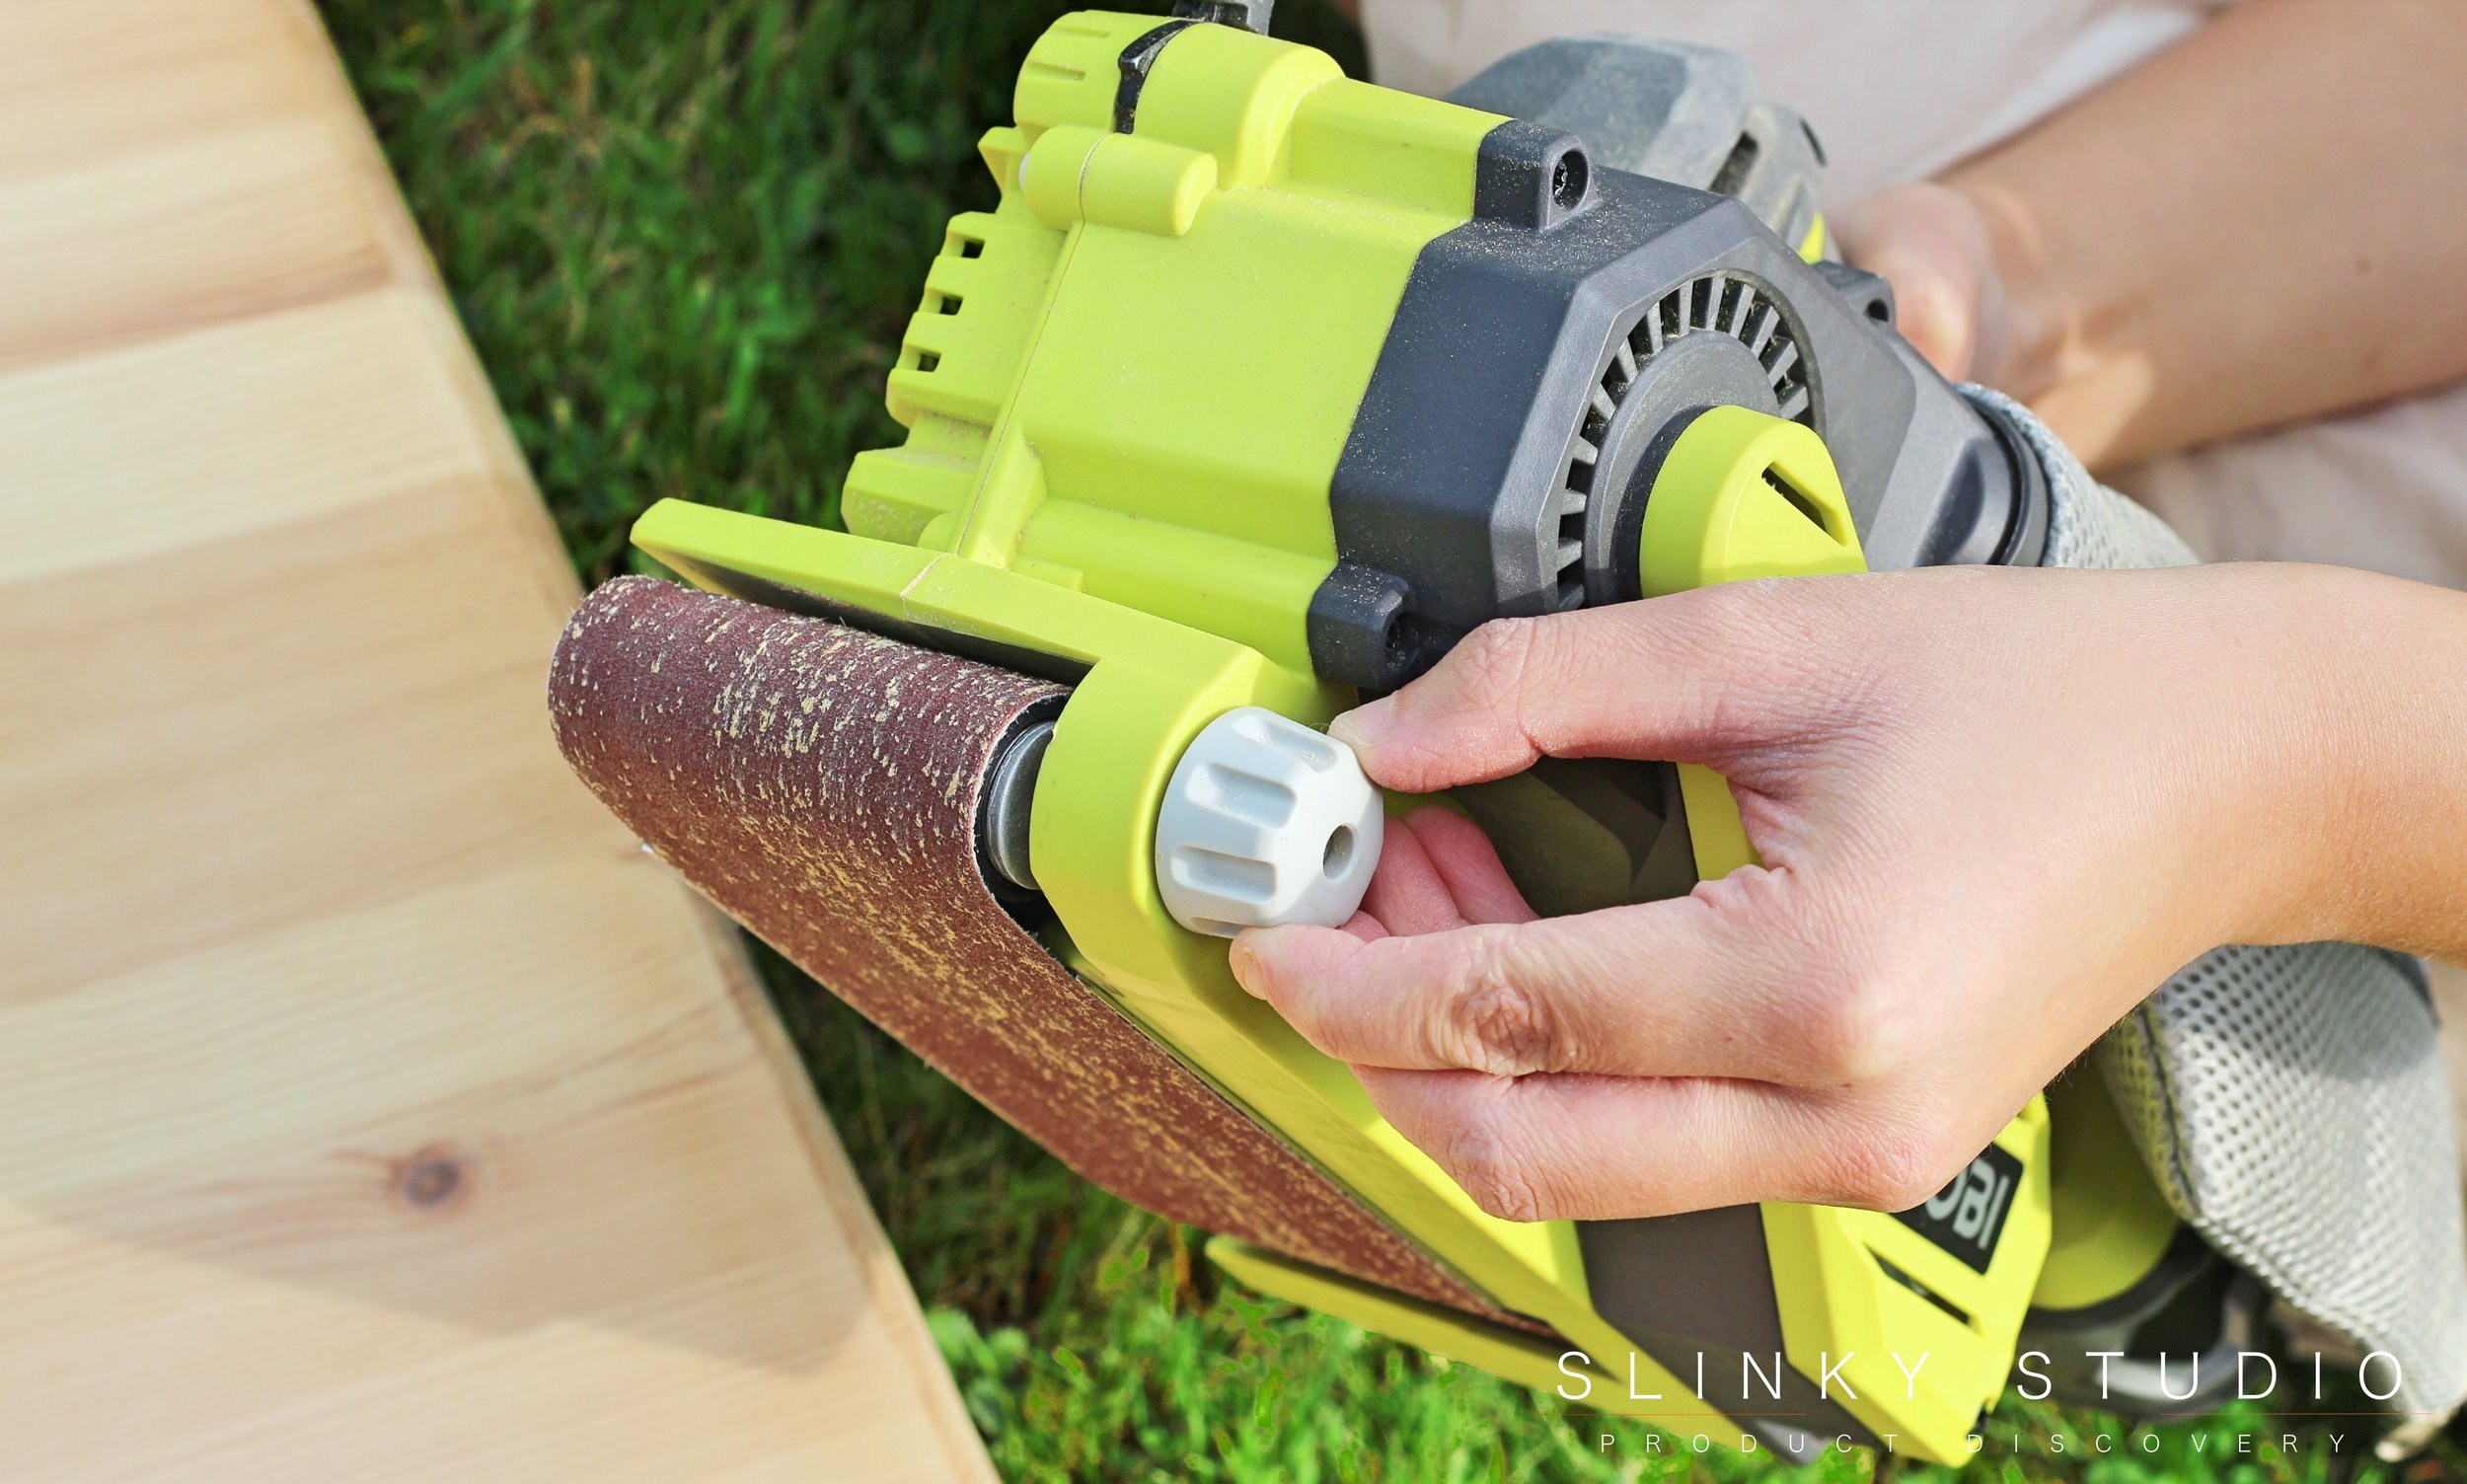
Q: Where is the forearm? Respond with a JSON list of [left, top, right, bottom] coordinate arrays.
[[1943, 0, 2467, 467], [2254, 565, 2467, 962]]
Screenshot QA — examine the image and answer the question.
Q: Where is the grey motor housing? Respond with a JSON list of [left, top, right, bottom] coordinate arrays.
[[1449, 33, 1830, 260], [1304, 47, 2046, 691]]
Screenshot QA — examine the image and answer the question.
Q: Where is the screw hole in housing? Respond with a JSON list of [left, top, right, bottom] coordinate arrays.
[[1550, 149, 1590, 212]]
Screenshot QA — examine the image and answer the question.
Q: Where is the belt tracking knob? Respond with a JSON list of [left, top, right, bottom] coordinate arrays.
[[1155, 707, 1383, 937]]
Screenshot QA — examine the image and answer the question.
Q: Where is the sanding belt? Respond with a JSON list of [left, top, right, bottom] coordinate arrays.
[[549, 575, 1520, 1328]]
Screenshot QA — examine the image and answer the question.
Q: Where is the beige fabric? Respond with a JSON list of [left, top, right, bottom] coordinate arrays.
[[1360, 0, 2467, 592], [1361, 0, 2232, 202], [2114, 385, 2467, 588], [2436, 961, 2467, 1159]]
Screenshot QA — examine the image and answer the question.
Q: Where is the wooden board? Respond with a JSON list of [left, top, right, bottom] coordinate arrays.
[[0, 3, 997, 1479]]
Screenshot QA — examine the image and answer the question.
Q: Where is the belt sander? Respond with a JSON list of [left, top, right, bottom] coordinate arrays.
[[549, 2, 2467, 1460]]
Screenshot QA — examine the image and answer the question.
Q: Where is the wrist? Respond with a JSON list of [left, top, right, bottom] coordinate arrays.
[[2264, 567, 2467, 958], [2181, 565, 2454, 953]]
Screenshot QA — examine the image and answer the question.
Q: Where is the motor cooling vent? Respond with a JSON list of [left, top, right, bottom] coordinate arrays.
[[1551, 273, 1812, 608]]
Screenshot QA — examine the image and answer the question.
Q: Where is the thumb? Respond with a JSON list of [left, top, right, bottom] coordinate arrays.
[[1329, 587, 1855, 794], [1833, 182, 2001, 383]]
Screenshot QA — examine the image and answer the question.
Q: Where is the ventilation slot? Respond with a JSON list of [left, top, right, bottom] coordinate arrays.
[[1872, 1252, 1972, 1328], [1708, 133, 1760, 198]]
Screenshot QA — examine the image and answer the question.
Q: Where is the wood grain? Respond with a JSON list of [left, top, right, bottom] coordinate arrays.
[[0, 3, 996, 1479]]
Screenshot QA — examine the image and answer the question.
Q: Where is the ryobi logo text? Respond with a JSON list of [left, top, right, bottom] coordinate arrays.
[[1894, 1145, 2022, 1273]]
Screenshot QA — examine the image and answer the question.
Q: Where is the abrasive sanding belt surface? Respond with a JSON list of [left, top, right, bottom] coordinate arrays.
[[551, 576, 1518, 1326]]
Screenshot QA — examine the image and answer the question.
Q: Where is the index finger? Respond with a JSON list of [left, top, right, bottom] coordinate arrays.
[[1230, 882, 1823, 1084], [1331, 582, 1863, 795]]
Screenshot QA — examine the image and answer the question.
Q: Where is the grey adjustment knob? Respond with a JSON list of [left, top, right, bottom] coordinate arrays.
[[1155, 707, 1383, 937]]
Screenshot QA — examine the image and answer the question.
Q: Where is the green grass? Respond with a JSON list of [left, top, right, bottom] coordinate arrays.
[[319, 4, 2452, 1478]]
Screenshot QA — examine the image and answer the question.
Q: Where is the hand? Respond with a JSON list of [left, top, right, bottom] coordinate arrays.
[[1228, 564, 2376, 1222], [1832, 181, 2013, 388]]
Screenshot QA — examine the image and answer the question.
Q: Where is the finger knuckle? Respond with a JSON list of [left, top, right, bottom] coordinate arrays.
[[1678, 574, 1801, 648], [1826, 1116, 1962, 1212], [1436, 935, 1559, 1075], [1447, 619, 1538, 710], [1796, 977, 1899, 1085], [1440, 1119, 1551, 1224], [1766, 910, 1914, 1087]]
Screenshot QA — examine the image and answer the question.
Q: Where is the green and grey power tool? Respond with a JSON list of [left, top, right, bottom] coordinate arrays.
[[631, 3, 2259, 1460]]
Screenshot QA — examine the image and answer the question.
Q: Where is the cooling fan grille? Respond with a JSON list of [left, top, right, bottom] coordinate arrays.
[[1549, 273, 1813, 607]]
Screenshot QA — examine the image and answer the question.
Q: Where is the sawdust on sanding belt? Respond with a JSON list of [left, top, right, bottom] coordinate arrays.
[[549, 577, 1531, 1326]]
